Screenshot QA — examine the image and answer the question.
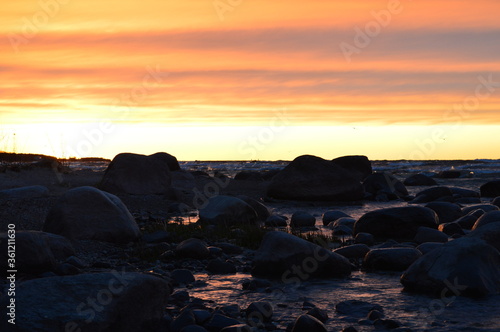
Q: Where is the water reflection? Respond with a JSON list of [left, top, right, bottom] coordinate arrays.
[[184, 272, 500, 332]]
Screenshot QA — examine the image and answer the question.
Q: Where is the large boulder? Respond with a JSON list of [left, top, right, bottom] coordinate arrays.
[[413, 226, 449, 244], [424, 202, 462, 224], [363, 248, 422, 271], [100, 153, 172, 194], [480, 180, 500, 197], [404, 174, 437, 186], [0, 185, 49, 200], [468, 221, 500, 251], [411, 186, 453, 203], [291, 314, 327, 332], [462, 204, 499, 215], [176, 238, 210, 259], [322, 210, 351, 226], [363, 172, 408, 201], [471, 211, 500, 230], [0, 231, 57, 275], [401, 237, 500, 297], [236, 195, 270, 221], [331, 155, 372, 181], [198, 195, 259, 225], [334, 244, 370, 260], [252, 231, 351, 279], [149, 152, 181, 171], [267, 155, 364, 201], [43, 186, 141, 244], [0, 272, 171, 332], [455, 209, 485, 230], [353, 206, 439, 241], [290, 211, 316, 228]]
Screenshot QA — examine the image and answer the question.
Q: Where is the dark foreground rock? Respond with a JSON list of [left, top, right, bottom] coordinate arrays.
[[480, 180, 500, 197], [331, 155, 372, 181], [0, 231, 57, 275], [0, 272, 171, 332], [198, 195, 258, 225], [100, 152, 173, 194], [363, 172, 408, 201], [404, 174, 437, 186], [471, 210, 500, 230], [401, 237, 500, 297], [252, 231, 351, 279], [291, 314, 327, 332], [354, 206, 438, 241], [411, 186, 453, 203], [267, 155, 364, 201], [363, 248, 422, 271], [43, 186, 141, 244], [0, 185, 49, 200]]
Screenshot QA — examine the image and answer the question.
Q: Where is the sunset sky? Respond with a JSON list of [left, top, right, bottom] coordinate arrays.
[[1, 0, 500, 160]]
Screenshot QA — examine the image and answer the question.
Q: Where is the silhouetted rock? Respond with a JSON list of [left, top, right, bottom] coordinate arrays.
[[0, 272, 171, 332], [355, 232, 374, 246], [462, 204, 499, 215], [404, 174, 437, 186], [198, 195, 258, 226], [150, 151, 180, 171], [246, 301, 273, 323], [363, 172, 408, 201], [363, 248, 422, 271], [0, 185, 49, 200], [468, 221, 500, 252], [455, 209, 485, 229], [425, 202, 462, 224], [205, 314, 241, 332], [176, 238, 210, 260], [438, 222, 465, 236], [234, 171, 264, 181], [265, 215, 287, 227], [252, 231, 351, 279], [414, 226, 449, 244], [401, 237, 500, 297], [335, 300, 383, 318], [267, 155, 364, 201], [322, 210, 351, 226], [236, 195, 270, 221], [492, 196, 500, 208], [171, 269, 196, 285], [354, 206, 438, 241], [331, 155, 372, 181], [416, 242, 444, 255], [450, 187, 480, 198], [472, 211, 500, 230], [334, 244, 370, 260], [480, 180, 500, 197], [0, 231, 57, 275], [411, 186, 453, 203], [100, 152, 172, 194], [291, 211, 316, 228], [206, 259, 237, 274], [43, 186, 140, 244], [437, 170, 462, 178], [291, 314, 327, 332]]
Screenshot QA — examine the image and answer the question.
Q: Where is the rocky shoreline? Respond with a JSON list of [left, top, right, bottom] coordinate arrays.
[[1, 153, 500, 331]]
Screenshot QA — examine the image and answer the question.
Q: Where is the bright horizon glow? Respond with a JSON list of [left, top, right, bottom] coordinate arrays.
[[2, 123, 500, 161], [1, 0, 500, 160]]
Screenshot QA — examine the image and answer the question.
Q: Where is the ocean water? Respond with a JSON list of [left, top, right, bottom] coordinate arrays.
[[185, 272, 500, 332]]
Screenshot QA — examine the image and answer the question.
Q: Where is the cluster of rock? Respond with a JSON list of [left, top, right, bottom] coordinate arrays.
[[3, 151, 500, 331]]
